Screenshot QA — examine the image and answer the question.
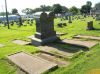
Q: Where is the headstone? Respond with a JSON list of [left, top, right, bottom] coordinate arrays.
[[84, 14, 86, 18], [68, 16, 72, 23], [65, 16, 68, 20], [87, 21, 94, 30], [31, 12, 60, 46], [57, 23, 63, 28], [57, 22, 67, 28]]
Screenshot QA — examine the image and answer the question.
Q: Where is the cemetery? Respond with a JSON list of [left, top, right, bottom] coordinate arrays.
[[0, 1, 100, 74]]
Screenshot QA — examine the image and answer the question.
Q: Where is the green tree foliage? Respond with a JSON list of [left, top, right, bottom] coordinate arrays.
[[80, 1, 92, 14], [22, 8, 34, 15], [40, 5, 52, 12], [70, 6, 78, 15], [86, 1, 92, 7], [62, 6, 69, 13], [0, 12, 11, 16], [12, 8, 18, 14], [53, 4, 63, 14]]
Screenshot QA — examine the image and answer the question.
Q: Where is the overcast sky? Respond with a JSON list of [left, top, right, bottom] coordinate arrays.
[[0, 0, 100, 14]]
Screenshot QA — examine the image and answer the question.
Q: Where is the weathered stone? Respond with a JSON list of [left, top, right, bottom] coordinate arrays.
[[57, 23, 67, 28], [39, 45, 74, 58], [61, 39, 98, 49], [12, 40, 30, 45], [7, 52, 58, 74], [68, 16, 72, 23], [74, 35, 100, 41], [37, 53, 70, 67], [31, 12, 59, 46], [87, 21, 94, 30], [65, 16, 68, 20]]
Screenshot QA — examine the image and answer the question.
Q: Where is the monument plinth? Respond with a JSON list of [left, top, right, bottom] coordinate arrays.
[[31, 12, 59, 46]]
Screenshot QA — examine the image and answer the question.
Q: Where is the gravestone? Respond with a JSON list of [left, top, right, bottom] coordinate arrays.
[[87, 21, 94, 30], [65, 16, 68, 20], [31, 12, 59, 45], [68, 16, 72, 23]]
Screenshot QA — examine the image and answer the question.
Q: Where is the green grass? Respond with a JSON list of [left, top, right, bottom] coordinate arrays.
[[0, 16, 100, 74]]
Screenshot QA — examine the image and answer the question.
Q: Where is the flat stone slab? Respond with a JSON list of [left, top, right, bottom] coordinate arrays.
[[27, 35, 34, 39], [37, 53, 70, 67], [12, 40, 30, 45], [39, 45, 74, 57], [62, 39, 98, 48], [56, 32, 67, 36], [8, 52, 58, 74], [0, 44, 5, 48], [74, 35, 100, 41]]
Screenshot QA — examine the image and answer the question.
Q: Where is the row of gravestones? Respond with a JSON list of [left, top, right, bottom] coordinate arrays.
[[0, 19, 34, 27]]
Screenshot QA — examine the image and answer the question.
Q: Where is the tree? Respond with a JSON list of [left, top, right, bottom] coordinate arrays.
[[80, 1, 92, 14], [12, 8, 18, 14], [70, 6, 78, 15], [87, 1, 92, 7], [22, 8, 34, 15], [0, 12, 11, 16], [40, 5, 52, 12], [53, 4, 62, 14], [95, 2, 100, 10], [62, 6, 69, 13]]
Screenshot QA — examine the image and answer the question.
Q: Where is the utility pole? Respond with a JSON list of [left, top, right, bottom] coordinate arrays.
[[5, 0, 10, 29]]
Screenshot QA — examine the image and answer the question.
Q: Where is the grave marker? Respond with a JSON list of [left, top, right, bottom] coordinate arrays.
[[31, 12, 60, 45]]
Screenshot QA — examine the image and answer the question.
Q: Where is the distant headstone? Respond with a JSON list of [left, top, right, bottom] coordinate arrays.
[[84, 15, 86, 18], [65, 16, 68, 20], [87, 21, 94, 30], [68, 16, 72, 23], [31, 12, 60, 45], [57, 23, 67, 28]]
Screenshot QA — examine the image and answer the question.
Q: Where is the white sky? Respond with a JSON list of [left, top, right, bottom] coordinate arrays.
[[0, 0, 100, 14]]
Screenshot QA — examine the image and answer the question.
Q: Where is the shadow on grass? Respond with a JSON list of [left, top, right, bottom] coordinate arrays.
[[43, 41, 88, 54]]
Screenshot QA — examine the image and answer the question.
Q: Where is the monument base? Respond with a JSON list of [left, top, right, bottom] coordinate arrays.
[[31, 36, 60, 46]]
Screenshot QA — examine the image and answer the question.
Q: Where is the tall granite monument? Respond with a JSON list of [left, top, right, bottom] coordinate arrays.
[[31, 12, 59, 45]]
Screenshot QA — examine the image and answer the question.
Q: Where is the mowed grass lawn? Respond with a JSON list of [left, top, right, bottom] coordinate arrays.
[[0, 16, 100, 74]]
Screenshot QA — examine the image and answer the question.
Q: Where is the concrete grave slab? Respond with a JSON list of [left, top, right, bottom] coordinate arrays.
[[0, 44, 5, 48], [74, 35, 100, 41], [37, 53, 70, 67], [62, 39, 98, 48], [12, 40, 30, 45], [39, 45, 74, 58], [56, 32, 67, 36], [27, 35, 34, 39], [7, 52, 58, 74]]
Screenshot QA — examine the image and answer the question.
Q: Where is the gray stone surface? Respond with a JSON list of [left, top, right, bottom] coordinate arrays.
[[39, 45, 74, 57], [68, 16, 72, 23], [37, 53, 70, 67], [8, 52, 58, 74], [12, 40, 30, 45], [31, 12, 59, 45], [74, 35, 100, 41], [0, 44, 5, 48], [87, 21, 94, 30], [62, 39, 98, 48], [31, 36, 58, 46]]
